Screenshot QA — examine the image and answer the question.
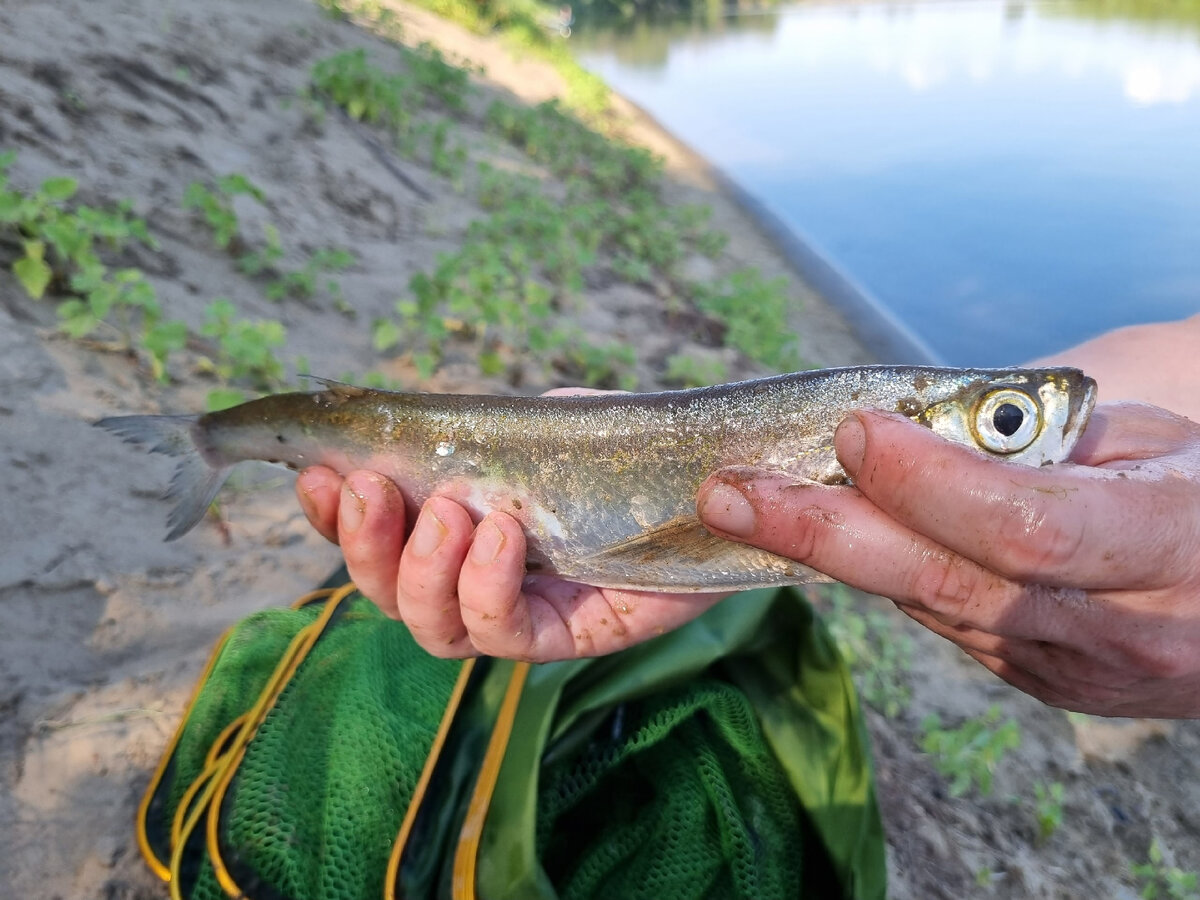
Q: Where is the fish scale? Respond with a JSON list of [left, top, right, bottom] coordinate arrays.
[[97, 366, 1096, 592]]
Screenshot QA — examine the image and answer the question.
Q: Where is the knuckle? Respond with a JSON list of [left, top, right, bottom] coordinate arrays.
[[988, 508, 1085, 581], [905, 550, 986, 624], [1111, 630, 1194, 681], [776, 503, 840, 562]]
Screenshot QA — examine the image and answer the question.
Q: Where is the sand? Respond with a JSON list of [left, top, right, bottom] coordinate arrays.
[[0, 1, 1196, 898]]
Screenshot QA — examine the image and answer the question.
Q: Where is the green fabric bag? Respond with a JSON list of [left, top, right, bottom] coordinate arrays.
[[138, 580, 886, 900]]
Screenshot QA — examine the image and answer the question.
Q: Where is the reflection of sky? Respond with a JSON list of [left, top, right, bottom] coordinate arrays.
[[579, 1, 1200, 364]]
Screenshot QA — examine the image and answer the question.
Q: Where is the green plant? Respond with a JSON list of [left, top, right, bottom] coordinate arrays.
[[198, 299, 287, 406], [182, 174, 265, 250], [407, 42, 471, 111], [58, 264, 186, 382], [266, 247, 356, 304], [186, 177, 355, 307], [428, 120, 468, 181], [310, 48, 415, 134], [237, 223, 285, 277], [662, 353, 728, 388], [820, 585, 914, 717], [1032, 780, 1065, 844], [1132, 840, 1200, 900], [692, 269, 802, 373], [0, 153, 183, 381], [920, 705, 1021, 798]]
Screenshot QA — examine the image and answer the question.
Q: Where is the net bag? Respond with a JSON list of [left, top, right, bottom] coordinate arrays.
[[137, 581, 887, 900]]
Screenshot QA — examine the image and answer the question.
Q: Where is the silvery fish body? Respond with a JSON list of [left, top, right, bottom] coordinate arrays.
[[97, 366, 1096, 592]]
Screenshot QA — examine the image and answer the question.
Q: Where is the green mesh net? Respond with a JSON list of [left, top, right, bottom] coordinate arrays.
[[143, 591, 463, 900], [536, 680, 806, 899], [141, 584, 886, 900]]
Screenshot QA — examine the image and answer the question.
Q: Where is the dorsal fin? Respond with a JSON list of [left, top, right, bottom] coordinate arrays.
[[303, 376, 370, 400]]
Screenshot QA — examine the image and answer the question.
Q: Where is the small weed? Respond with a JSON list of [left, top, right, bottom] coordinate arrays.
[[186, 177, 355, 307], [975, 867, 998, 889], [198, 298, 288, 399], [0, 153, 183, 380], [311, 48, 415, 134], [920, 705, 1021, 798], [663, 353, 728, 388], [1032, 780, 1065, 844], [821, 585, 914, 718], [182, 174, 265, 251], [692, 269, 802, 373], [426, 120, 468, 182], [1132, 840, 1200, 900], [407, 41, 471, 111], [237, 223, 285, 277], [266, 247, 356, 304]]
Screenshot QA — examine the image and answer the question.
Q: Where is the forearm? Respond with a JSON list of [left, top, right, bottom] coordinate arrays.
[[1028, 313, 1200, 421]]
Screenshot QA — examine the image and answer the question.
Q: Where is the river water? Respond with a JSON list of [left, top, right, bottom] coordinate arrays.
[[576, 0, 1200, 365]]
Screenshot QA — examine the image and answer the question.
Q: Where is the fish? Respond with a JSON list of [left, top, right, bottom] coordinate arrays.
[[96, 366, 1096, 592]]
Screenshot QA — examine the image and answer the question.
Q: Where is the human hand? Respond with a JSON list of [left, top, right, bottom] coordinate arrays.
[[294, 388, 726, 662], [696, 402, 1200, 718]]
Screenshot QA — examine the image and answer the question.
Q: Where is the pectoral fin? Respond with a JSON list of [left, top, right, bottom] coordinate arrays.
[[571, 515, 832, 592]]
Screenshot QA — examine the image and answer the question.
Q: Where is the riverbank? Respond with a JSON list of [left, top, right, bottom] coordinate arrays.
[[0, 2, 1196, 898]]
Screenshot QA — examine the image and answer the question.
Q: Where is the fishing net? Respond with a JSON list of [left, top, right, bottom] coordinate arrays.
[[139, 580, 886, 900]]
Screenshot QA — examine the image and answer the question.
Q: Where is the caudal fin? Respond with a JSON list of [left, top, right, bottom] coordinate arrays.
[[95, 414, 230, 540]]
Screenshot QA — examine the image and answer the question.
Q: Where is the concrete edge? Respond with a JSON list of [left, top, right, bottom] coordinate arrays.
[[704, 167, 944, 366]]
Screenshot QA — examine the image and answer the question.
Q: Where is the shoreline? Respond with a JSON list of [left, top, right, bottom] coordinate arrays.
[[605, 91, 943, 366], [381, 0, 932, 370]]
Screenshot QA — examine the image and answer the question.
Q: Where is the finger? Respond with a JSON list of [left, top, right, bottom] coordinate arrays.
[[698, 468, 1102, 645], [835, 409, 1197, 589], [394, 497, 478, 655], [959, 647, 1150, 716], [1070, 402, 1199, 466], [296, 466, 343, 544], [513, 581, 725, 661], [454, 512, 538, 657], [958, 648, 1091, 713], [894, 599, 1116, 692], [337, 471, 406, 615]]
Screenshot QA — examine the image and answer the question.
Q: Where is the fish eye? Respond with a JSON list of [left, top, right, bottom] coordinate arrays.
[[974, 388, 1041, 454]]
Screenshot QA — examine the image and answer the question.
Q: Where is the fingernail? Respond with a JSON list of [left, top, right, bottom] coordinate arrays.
[[835, 413, 867, 476], [341, 481, 366, 533], [698, 482, 756, 538], [470, 519, 505, 565], [297, 486, 319, 521], [409, 505, 447, 558]]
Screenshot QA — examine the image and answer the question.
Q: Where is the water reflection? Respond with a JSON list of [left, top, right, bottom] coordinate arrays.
[[577, 1, 1200, 364]]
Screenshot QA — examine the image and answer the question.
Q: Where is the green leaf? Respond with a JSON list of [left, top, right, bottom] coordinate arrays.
[[206, 388, 247, 412], [13, 245, 52, 299], [143, 319, 188, 357], [39, 176, 78, 202], [57, 299, 100, 338], [372, 318, 401, 352], [0, 189, 23, 222]]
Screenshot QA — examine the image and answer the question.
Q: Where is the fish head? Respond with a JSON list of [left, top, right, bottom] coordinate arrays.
[[918, 367, 1097, 466]]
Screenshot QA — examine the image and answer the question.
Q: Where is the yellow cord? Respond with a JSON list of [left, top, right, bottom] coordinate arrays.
[[383, 657, 478, 900], [451, 661, 531, 900]]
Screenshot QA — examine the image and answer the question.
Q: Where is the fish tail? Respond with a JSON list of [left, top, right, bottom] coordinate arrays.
[[95, 414, 230, 540]]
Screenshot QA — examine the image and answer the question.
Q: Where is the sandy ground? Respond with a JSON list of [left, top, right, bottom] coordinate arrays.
[[0, 1, 1196, 898]]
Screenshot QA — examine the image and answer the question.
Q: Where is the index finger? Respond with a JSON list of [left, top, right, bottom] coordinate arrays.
[[838, 408, 1200, 590]]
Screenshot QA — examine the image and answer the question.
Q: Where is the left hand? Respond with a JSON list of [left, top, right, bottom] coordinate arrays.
[[697, 402, 1200, 718]]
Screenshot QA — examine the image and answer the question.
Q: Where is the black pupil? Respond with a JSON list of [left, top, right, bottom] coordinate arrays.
[[993, 402, 1024, 437]]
